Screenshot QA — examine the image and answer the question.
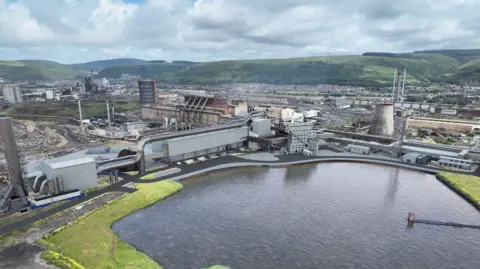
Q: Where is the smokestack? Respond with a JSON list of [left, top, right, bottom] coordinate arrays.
[[0, 117, 28, 205], [401, 68, 407, 100], [395, 71, 402, 102], [111, 105, 115, 121], [391, 68, 397, 100], [78, 99, 83, 126], [106, 101, 111, 128]]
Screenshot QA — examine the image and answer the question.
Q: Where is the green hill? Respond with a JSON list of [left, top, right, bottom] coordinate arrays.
[[441, 57, 480, 84], [0, 60, 79, 81], [414, 49, 480, 63], [3, 49, 480, 86], [157, 54, 462, 86], [69, 58, 148, 72], [96, 62, 192, 78]]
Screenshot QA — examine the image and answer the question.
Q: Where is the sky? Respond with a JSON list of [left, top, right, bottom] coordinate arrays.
[[0, 0, 479, 64]]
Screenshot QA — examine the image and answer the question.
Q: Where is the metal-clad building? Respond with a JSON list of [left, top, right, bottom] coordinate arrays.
[[251, 119, 272, 137], [284, 121, 316, 153], [40, 158, 97, 192], [138, 80, 157, 105], [165, 127, 249, 161]]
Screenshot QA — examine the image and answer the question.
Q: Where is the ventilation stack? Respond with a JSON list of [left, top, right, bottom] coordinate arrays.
[[395, 71, 403, 102], [0, 117, 29, 210], [368, 103, 394, 136]]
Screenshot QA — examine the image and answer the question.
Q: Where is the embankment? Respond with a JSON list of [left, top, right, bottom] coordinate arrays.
[[436, 172, 480, 211], [38, 180, 182, 269]]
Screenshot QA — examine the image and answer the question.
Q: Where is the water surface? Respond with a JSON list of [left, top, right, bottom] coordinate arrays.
[[113, 163, 480, 269]]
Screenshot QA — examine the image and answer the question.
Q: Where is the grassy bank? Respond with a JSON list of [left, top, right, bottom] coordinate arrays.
[[39, 180, 183, 269], [439, 172, 480, 207]]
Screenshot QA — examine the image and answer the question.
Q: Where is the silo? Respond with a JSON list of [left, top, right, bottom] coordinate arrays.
[[369, 103, 394, 136]]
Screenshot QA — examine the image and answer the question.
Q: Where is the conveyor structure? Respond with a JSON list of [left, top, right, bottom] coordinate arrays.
[[97, 111, 266, 174]]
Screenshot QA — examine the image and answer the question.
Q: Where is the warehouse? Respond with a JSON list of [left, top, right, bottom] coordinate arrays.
[[438, 156, 472, 170], [165, 127, 249, 161]]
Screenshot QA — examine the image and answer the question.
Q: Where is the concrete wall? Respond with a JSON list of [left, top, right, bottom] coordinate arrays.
[[166, 127, 249, 158]]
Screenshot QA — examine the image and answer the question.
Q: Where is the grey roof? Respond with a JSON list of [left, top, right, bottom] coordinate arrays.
[[86, 146, 110, 154], [402, 145, 458, 157], [109, 146, 135, 154], [48, 157, 96, 169], [403, 152, 423, 158]]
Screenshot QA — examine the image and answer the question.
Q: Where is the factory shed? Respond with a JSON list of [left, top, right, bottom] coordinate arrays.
[[41, 157, 98, 192], [402, 152, 431, 165], [403, 152, 422, 164]]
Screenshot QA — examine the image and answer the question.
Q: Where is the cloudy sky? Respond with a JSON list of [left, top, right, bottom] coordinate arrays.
[[0, 0, 478, 64]]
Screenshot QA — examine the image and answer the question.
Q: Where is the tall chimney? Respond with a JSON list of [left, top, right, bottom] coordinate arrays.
[[395, 71, 402, 102], [391, 68, 397, 100], [401, 68, 407, 100], [0, 117, 28, 205], [78, 99, 83, 126], [106, 101, 111, 128]]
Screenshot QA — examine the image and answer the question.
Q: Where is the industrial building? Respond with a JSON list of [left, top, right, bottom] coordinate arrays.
[[438, 156, 472, 170], [138, 80, 157, 105], [251, 105, 303, 122], [369, 103, 394, 136], [141, 94, 248, 126], [2, 85, 24, 104], [284, 121, 318, 154], [36, 158, 98, 195], [345, 144, 370, 155], [402, 152, 431, 165], [407, 118, 479, 133], [164, 127, 249, 162]]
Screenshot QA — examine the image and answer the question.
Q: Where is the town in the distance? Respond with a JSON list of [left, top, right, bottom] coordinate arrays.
[[1, 49, 480, 268]]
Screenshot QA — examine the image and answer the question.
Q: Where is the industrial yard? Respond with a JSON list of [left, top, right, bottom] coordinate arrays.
[[2, 71, 480, 269]]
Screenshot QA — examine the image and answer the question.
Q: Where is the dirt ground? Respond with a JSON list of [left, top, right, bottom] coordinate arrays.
[[0, 192, 124, 269]]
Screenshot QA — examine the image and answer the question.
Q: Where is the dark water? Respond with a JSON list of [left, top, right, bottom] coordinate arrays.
[[113, 163, 480, 269]]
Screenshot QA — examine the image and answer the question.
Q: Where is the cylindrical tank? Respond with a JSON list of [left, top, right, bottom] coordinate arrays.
[[0, 117, 28, 203], [369, 103, 394, 136]]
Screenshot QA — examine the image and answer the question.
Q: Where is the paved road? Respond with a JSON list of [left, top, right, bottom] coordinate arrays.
[[0, 153, 475, 236], [0, 175, 136, 236]]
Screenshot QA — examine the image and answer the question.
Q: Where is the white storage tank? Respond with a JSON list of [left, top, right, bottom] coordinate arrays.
[[41, 158, 98, 192]]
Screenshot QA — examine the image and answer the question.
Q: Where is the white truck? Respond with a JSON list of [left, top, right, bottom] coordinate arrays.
[[345, 144, 370, 155]]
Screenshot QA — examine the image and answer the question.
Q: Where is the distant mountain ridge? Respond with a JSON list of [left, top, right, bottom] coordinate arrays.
[[69, 58, 148, 72], [2, 49, 480, 86]]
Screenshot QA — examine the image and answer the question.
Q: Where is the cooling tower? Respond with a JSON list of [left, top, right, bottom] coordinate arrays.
[[0, 117, 28, 204], [368, 103, 394, 136]]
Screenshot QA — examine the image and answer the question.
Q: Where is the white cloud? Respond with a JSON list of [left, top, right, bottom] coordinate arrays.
[[0, 0, 479, 63]]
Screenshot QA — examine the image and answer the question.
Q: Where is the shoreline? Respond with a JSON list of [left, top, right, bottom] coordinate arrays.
[[2, 153, 464, 237], [24, 181, 181, 269], [155, 156, 442, 183], [2, 156, 479, 269], [435, 174, 480, 212]]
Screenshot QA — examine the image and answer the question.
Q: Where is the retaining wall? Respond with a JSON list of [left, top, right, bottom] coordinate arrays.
[[167, 157, 441, 182]]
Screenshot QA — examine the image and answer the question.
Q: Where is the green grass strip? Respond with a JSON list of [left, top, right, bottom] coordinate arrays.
[[39, 180, 183, 269], [42, 250, 86, 269], [439, 172, 480, 205]]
